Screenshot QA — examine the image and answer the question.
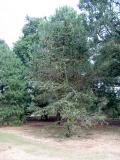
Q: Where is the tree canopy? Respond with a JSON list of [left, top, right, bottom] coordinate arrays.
[[0, 2, 120, 136]]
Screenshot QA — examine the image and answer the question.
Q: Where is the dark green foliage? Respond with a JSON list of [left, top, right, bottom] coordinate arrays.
[[0, 105, 25, 125], [13, 16, 41, 64], [0, 40, 27, 125]]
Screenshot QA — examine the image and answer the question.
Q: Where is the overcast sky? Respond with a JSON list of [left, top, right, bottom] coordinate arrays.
[[0, 0, 79, 47]]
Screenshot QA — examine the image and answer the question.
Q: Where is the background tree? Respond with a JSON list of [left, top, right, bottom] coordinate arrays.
[[13, 16, 42, 64], [79, 0, 120, 118], [10, 3, 120, 135], [0, 39, 27, 125]]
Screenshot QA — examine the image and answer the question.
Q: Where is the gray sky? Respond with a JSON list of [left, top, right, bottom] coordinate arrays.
[[0, 0, 79, 47]]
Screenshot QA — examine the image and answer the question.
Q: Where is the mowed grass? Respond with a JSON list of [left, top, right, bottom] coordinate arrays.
[[0, 130, 66, 156], [0, 131, 28, 144], [0, 123, 120, 160], [0, 126, 77, 160]]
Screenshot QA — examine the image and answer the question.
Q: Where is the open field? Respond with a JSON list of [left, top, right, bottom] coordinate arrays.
[[0, 122, 120, 160]]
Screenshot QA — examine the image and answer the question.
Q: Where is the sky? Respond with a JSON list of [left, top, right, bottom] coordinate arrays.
[[0, 0, 79, 47]]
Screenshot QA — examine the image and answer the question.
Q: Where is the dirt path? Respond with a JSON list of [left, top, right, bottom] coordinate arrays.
[[0, 123, 120, 160]]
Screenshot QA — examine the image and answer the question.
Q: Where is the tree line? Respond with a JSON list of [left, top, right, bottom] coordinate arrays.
[[0, 0, 120, 136]]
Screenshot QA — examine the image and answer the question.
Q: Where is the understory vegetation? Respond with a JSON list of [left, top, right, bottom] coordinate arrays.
[[0, 0, 120, 136]]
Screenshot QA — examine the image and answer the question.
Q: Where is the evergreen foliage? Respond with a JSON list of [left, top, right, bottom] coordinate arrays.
[[0, 40, 27, 125], [0, 2, 119, 135]]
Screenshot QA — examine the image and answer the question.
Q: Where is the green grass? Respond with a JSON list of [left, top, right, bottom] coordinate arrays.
[[0, 131, 28, 144], [0, 130, 72, 160]]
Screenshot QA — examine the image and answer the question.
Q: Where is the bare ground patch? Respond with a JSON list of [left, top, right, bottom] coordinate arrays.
[[0, 122, 120, 160]]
